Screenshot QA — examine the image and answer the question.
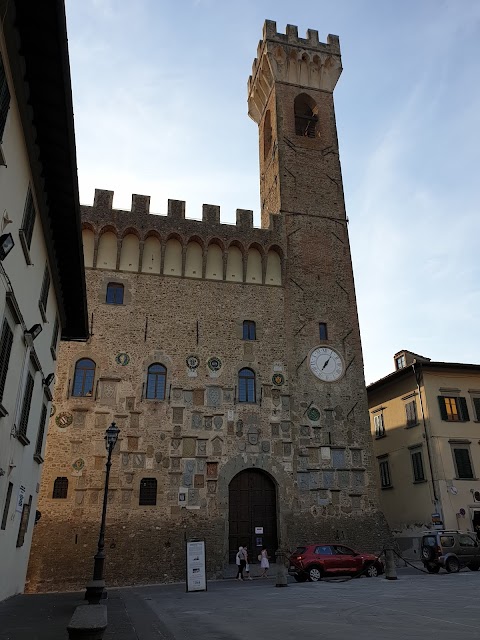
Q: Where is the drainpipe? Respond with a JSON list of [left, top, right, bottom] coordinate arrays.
[[412, 362, 441, 515]]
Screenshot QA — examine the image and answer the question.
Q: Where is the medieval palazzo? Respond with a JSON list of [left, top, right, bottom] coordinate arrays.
[[27, 21, 390, 591]]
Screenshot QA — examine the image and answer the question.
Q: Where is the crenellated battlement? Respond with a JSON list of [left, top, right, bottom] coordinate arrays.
[[248, 20, 342, 124], [89, 189, 281, 234], [81, 190, 286, 286], [261, 19, 340, 55]]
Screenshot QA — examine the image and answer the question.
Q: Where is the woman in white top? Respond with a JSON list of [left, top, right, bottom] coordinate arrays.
[[260, 548, 269, 577]]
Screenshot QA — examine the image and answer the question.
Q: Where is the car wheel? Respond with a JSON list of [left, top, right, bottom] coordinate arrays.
[[421, 546, 434, 561], [294, 574, 308, 582], [445, 557, 460, 573], [365, 564, 378, 578], [308, 566, 322, 582], [425, 563, 440, 574], [468, 563, 479, 571]]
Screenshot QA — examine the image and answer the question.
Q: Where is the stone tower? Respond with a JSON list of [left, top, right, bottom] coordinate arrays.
[[27, 22, 389, 593], [249, 21, 377, 514]]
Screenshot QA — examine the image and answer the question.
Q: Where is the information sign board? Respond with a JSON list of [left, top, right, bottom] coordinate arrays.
[[186, 540, 207, 592]]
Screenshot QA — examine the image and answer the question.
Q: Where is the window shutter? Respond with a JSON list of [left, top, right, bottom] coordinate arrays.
[[51, 316, 59, 355], [16, 495, 32, 548], [18, 373, 35, 438], [35, 404, 48, 457], [406, 401, 417, 426], [438, 396, 448, 421], [22, 190, 36, 248], [0, 55, 10, 141], [473, 397, 480, 421], [458, 397, 470, 422], [39, 265, 50, 310], [454, 449, 473, 479], [0, 319, 14, 402], [1, 482, 13, 530]]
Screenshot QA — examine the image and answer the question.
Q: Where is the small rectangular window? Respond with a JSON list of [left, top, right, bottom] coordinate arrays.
[[39, 264, 51, 318], [106, 282, 124, 305], [0, 54, 10, 142], [405, 400, 418, 427], [52, 477, 68, 499], [242, 320, 256, 341], [1, 482, 13, 530], [472, 397, 480, 421], [374, 413, 385, 438], [379, 459, 392, 488], [18, 372, 35, 444], [396, 355, 406, 370], [438, 396, 469, 422], [21, 189, 36, 251], [411, 450, 425, 482], [139, 478, 157, 506], [16, 495, 32, 547], [0, 318, 14, 403], [50, 316, 60, 359], [319, 323, 328, 340], [453, 447, 474, 479], [34, 403, 48, 463]]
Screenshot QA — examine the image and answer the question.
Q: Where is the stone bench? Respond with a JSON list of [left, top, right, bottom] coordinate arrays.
[[67, 604, 107, 640]]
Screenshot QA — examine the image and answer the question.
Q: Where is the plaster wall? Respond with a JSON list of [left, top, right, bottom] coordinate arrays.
[[0, 34, 60, 601]]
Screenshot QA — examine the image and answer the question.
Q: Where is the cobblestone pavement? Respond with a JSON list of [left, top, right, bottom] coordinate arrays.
[[1, 569, 479, 640]]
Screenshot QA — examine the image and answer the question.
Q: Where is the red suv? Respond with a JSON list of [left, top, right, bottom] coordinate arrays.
[[289, 544, 384, 582]]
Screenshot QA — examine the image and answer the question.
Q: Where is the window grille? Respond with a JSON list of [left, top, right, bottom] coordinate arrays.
[[139, 478, 157, 505], [52, 477, 68, 499]]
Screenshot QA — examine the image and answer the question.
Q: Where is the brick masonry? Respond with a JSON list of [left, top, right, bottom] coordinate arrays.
[[26, 21, 390, 593]]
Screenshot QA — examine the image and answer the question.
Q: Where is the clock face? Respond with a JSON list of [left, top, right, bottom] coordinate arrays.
[[309, 347, 344, 382]]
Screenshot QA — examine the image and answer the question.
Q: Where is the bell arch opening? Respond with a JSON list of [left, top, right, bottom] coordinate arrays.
[[228, 468, 278, 563]]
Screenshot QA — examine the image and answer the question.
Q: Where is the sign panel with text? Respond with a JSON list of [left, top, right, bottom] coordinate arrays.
[[186, 540, 207, 592]]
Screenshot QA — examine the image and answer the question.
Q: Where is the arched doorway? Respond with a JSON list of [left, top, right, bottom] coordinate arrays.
[[228, 469, 278, 563]]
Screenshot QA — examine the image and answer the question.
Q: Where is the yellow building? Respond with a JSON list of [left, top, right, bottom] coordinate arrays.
[[368, 350, 480, 560]]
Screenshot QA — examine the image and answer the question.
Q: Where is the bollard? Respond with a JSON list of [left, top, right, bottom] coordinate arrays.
[[275, 549, 288, 587], [384, 548, 398, 580]]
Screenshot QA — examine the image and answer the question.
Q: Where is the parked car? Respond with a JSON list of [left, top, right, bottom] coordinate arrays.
[[421, 530, 480, 573], [288, 544, 384, 582]]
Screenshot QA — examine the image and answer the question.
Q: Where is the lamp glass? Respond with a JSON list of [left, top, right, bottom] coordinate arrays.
[[105, 422, 120, 449], [28, 324, 43, 340], [0, 233, 14, 260]]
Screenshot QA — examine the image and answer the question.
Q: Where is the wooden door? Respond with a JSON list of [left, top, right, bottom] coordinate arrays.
[[228, 469, 277, 563]]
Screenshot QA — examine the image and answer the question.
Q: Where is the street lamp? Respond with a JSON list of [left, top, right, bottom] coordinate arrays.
[[85, 422, 120, 605]]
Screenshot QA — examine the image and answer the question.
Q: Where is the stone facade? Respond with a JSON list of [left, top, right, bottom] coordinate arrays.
[[27, 20, 390, 593]]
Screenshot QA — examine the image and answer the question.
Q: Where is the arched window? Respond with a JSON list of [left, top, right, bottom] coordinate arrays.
[[294, 93, 318, 138], [72, 358, 96, 397], [52, 477, 68, 499], [106, 282, 124, 304], [238, 368, 256, 403], [139, 478, 157, 505], [146, 363, 167, 400], [243, 320, 256, 340]]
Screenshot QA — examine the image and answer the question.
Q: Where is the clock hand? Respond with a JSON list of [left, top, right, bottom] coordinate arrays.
[[322, 357, 331, 370]]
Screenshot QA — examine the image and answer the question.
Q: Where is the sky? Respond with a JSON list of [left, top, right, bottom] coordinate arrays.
[[65, 0, 480, 384]]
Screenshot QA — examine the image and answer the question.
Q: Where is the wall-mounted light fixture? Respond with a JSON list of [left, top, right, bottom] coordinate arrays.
[[0, 233, 14, 261], [26, 324, 42, 341], [44, 373, 55, 386]]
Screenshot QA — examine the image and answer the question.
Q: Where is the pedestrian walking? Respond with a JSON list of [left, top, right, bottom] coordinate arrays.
[[260, 547, 270, 577], [236, 546, 246, 581], [244, 547, 253, 580]]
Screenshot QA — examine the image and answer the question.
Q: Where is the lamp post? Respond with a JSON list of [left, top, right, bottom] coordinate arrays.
[[85, 422, 120, 604]]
